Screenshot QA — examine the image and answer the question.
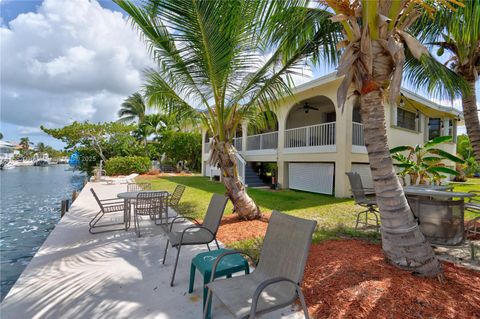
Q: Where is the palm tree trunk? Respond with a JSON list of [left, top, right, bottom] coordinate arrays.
[[360, 90, 441, 277], [213, 141, 261, 220], [461, 79, 480, 162]]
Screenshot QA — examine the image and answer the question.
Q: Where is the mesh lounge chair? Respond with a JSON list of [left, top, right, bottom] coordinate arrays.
[[465, 190, 480, 236], [162, 193, 228, 286], [169, 184, 186, 211], [127, 182, 152, 192], [204, 211, 316, 319], [133, 191, 169, 237], [345, 172, 379, 231], [89, 188, 126, 234]]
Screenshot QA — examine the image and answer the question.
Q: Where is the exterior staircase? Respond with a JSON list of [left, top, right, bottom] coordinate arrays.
[[244, 165, 269, 188]]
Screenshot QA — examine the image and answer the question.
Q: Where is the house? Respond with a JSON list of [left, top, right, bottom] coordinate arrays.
[[201, 74, 461, 197], [0, 141, 20, 160]]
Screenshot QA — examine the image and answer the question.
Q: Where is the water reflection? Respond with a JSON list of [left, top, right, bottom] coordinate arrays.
[[0, 165, 85, 300]]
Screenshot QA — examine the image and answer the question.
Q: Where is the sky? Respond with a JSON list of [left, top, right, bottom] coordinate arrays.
[[0, 0, 478, 149]]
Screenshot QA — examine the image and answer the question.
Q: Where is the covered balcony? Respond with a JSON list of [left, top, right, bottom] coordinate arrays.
[[351, 106, 366, 153], [246, 111, 278, 154], [284, 96, 336, 153]]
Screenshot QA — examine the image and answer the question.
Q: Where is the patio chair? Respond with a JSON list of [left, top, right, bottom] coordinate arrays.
[[162, 193, 228, 286], [345, 172, 379, 231], [204, 211, 316, 319], [89, 188, 126, 234], [133, 191, 169, 237], [169, 184, 186, 211], [127, 182, 152, 192], [465, 190, 480, 236]]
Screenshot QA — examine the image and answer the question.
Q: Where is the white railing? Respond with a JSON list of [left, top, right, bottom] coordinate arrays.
[[285, 122, 336, 148], [352, 122, 365, 146], [247, 131, 278, 150], [233, 137, 242, 151], [235, 151, 246, 184]]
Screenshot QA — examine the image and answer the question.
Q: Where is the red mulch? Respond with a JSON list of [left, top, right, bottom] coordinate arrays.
[[303, 240, 480, 319], [216, 216, 480, 318], [216, 212, 270, 244]]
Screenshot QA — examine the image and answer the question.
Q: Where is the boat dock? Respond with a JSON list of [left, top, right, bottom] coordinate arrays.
[[0, 182, 302, 318]]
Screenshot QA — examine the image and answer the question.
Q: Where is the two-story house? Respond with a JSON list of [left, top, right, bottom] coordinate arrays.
[[201, 73, 461, 198]]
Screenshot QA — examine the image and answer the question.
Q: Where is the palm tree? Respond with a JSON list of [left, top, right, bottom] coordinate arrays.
[[414, 1, 480, 162], [19, 137, 31, 151], [118, 92, 147, 123], [115, 0, 325, 219], [267, 0, 465, 277], [36, 142, 47, 154]]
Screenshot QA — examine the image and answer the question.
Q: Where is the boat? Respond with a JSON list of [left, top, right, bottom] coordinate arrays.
[[0, 159, 16, 170], [33, 153, 50, 167], [15, 159, 34, 166]]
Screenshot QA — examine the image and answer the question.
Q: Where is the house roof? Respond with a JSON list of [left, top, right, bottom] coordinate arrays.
[[292, 72, 460, 118]]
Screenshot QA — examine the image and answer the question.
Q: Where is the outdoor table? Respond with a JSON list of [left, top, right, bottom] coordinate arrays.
[[404, 187, 475, 246], [189, 248, 250, 318], [117, 191, 170, 229]]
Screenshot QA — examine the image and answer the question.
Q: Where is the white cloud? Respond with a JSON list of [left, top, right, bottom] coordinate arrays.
[[0, 0, 153, 139]]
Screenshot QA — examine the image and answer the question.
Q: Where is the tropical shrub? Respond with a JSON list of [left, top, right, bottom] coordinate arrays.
[[160, 131, 201, 172], [105, 156, 151, 176], [390, 136, 465, 185]]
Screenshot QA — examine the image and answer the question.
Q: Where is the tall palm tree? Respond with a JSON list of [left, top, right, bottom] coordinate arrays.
[[268, 0, 466, 277], [118, 92, 147, 123], [114, 0, 328, 219], [414, 1, 480, 162]]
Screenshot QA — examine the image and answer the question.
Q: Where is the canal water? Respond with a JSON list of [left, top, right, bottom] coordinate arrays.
[[0, 165, 85, 301]]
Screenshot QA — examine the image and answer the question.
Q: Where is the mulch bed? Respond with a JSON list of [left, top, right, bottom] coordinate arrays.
[[216, 212, 270, 244], [217, 216, 480, 318], [303, 240, 480, 319]]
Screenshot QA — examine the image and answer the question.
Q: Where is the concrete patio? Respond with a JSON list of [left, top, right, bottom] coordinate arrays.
[[0, 182, 304, 319]]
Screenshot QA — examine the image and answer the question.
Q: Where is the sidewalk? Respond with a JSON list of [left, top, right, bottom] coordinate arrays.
[[0, 182, 303, 319]]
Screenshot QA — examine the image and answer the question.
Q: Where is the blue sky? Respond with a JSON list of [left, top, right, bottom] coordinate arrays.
[[0, 0, 477, 150]]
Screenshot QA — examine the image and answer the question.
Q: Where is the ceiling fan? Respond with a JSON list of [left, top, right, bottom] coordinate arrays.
[[299, 102, 319, 114]]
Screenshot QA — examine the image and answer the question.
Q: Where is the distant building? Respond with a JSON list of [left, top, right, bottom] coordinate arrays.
[[0, 141, 19, 160]]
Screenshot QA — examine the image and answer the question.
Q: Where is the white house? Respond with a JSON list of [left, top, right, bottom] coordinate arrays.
[[201, 74, 461, 197], [0, 141, 19, 160]]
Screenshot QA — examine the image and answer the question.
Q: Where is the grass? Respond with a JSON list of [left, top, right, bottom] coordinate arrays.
[[137, 175, 479, 254]]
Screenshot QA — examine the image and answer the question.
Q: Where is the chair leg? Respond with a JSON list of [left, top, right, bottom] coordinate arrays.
[[162, 240, 169, 265], [296, 288, 310, 319], [134, 212, 141, 237], [214, 239, 220, 249], [206, 243, 211, 251], [203, 288, 213, 319], [170, 245, 182, 287]]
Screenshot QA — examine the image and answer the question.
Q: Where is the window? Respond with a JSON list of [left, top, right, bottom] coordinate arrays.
[[428, 118, 441, 139], [397, 108, 417, 131], [352, 107, 362, 123]]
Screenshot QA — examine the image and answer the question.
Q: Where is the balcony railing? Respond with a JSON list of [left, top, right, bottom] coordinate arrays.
[[247, 131, 278, 150], [233, 137, 242, 151], [204, 142, 211, 153], [285, 122, 336, 148], [352, 122, 365, 146]]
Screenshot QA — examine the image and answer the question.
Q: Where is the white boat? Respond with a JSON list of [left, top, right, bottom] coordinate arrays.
[[33, 153, 50, 167], [15, 160, 34, 166], [0, 160, 16, 170]]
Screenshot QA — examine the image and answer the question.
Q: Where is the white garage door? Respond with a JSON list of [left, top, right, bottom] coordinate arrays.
[[351, 164, 373, 189], [289, 163, 334, 195]]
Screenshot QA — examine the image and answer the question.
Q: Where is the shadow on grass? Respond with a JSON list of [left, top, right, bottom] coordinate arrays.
[[161, 175, 352, 211]]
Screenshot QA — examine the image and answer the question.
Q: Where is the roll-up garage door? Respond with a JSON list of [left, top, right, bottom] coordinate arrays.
[[288, 163, 334, 195]]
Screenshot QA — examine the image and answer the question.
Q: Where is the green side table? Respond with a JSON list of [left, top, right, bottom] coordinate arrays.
[[189, 248, 250, 318]]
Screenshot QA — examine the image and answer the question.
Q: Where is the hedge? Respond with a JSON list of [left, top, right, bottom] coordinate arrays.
[[105, 156, 151, 176]]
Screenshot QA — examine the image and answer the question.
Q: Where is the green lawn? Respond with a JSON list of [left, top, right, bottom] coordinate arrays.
[[137, 175, 480, 250]]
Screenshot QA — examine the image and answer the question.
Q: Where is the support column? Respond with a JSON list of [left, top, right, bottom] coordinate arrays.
[[334, 99, 353, 197], [276, 108, 287, 189], [201, 129, 207, 176]]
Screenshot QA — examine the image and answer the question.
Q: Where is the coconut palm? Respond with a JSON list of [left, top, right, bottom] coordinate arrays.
[[267, 0, 466, 277], [115, 0, 327, 219], [118, 92, 147, 123], [414, 1, 480, 162]]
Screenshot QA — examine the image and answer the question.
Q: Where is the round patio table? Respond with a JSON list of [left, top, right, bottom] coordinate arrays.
[[403, 187, 475, 199], [117, 191, 171, 229], [404, 187, 475, 246]]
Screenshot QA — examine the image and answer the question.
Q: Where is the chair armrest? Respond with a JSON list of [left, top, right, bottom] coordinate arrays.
[[468, 191, 480, 203], [169, 216, 200, 231], [101, 198, 123, 202], [249, 277, 305, 319], [209, 250, 258, 283]]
